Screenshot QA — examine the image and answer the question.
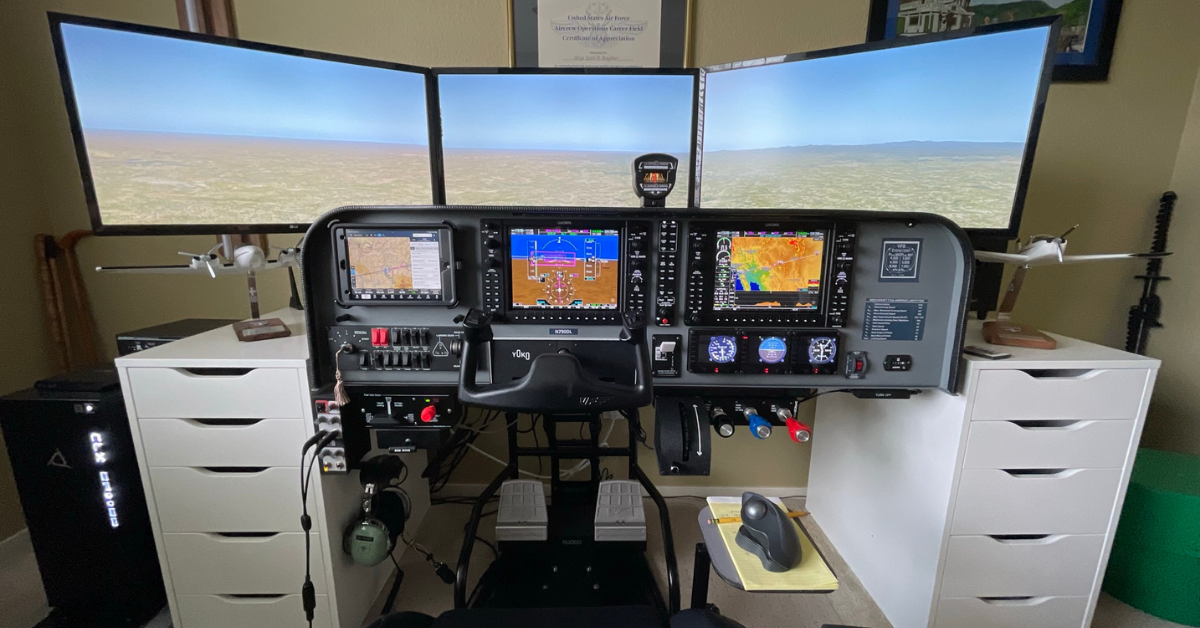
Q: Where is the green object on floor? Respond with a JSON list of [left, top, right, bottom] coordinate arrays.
[[1103, 448, 1200, 626]]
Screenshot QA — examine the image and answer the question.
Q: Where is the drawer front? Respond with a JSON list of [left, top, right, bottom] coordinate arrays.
[[150, 467, 312, 533], [952, 468, 1121, 535], [177, 593, 330, 628], [941, 534, 1105, 597], [164, 532, 325, 595], [972, 368, 1150, 421], [127, 367, 303, 419], [964, 420, 1134, 470], [140, 418, 308, 467], [935, 596, 1088, 628]]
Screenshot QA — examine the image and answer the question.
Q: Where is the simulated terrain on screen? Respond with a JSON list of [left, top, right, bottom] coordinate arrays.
[[701, 26, 1051, 230], [60, 23, 432, 227], [439, 73, 694, 208], [509, 229, 621, 309], [715, 232, 824, 310], [348, 236, 415, 291]]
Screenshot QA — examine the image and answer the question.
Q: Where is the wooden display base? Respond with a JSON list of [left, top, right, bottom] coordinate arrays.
[[981, 320, 1057, 349], [233, 318, 291, 342]]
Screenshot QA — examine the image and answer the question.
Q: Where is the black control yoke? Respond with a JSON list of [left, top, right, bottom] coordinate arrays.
[[457, 309, 653, 412]]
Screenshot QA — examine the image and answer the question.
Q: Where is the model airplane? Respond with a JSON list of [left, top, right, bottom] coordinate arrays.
[[975, 226, 1170, 349], [96, 243, 299, 277]]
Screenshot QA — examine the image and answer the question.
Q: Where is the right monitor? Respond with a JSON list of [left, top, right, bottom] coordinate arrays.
[[699, 19, 1057, 235]]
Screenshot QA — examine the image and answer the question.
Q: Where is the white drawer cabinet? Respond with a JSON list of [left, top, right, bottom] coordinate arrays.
[[151, 467, 312, 533], [139, 418, 309, 467], [970, 368, 1149, 421], [809, 324, 1158, 628], [163, 532, 326, 595], [176, 593, 331, 628], [116, 311, 427, 628], [127, 366, 304, 419], [934, 596, 1090, 628], [951, 468, 1123, 535], [940, 535, 1105, 598], [963, 419, 1134, 470]]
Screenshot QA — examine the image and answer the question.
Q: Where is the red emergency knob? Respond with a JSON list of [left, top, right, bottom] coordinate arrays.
[[420, 405, 437, 423]]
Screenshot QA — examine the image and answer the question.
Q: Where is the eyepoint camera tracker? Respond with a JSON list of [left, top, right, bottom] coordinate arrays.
[[633, 153, 679, 208]]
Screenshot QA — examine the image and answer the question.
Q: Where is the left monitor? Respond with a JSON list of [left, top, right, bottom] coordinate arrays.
[[50, 14, 437, 235]]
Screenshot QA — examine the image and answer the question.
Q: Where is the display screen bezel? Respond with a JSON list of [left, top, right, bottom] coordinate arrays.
[[690, 221, 834, 326], [694, 17, 1059, 239], [710, 226, 830, 315], [332, 223, 457, 307], [434, 67, 701, 207], [49, 12, 444, 236], [503, 220, 626, 313]]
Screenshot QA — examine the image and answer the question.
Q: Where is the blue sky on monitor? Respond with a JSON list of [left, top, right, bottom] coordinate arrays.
[[703, 26, 1050, 151], [439, 74, 693, 153], [60, 23, 429, 145]]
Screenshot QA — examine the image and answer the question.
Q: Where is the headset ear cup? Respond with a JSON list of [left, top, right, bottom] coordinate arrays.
[[375, 490, 409, 544], [344, 517, 391, 566]]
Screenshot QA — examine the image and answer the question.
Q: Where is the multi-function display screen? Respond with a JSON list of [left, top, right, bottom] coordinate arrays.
[[345, 229, 445, 301], [509, 227, 622, 310], [712, 229, 826, 312]]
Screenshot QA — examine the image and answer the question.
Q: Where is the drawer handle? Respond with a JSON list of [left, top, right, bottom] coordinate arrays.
[[217, 594, 288, 603], [178, 367, 255, 377], [987, 534, 1063, 545], [1018, 368, 1096, 380], [979, 596, 1050, 607], [1003, 468, 1078, 478], [189, 419, 264, 427], [213, 532, 279, 539], [1011, 420, 1085, 430], [199, 466, 269, 475]]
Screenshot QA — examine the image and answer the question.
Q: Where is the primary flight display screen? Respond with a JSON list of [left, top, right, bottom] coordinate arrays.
[[345, 229, 445, 301], [712, 229, 826, 312], [509, 227, 622, 310]]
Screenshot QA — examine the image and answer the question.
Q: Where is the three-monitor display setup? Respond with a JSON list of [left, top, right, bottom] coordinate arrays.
[[50, 14, 1055, 237]]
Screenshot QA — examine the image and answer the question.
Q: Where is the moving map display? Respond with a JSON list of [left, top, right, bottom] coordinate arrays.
[[346, 230, 444, 301], [713, 229, 826, 312], [509, 227, 621, 310]]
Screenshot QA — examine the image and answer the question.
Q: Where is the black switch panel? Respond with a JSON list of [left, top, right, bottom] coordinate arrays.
[[652, 334, 682, 377], [884, 354, 913, 371]]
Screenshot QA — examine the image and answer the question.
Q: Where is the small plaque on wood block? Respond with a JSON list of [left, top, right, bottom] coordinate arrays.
[[981, 321, 1057, 350], [233, 318, 291, 342]]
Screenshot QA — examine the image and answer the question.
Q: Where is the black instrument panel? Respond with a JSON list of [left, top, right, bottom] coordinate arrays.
[[302, 206, 972, 394]]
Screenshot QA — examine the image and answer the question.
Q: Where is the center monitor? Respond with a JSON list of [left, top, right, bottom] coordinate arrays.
[[711, 228, 826, 312], [508, 226, 622, 310], [436, 69, 698, 207]]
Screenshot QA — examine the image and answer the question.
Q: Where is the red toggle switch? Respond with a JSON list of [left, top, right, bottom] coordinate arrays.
[[786, 417, 812, 443], [420, 405, 438, 423], [371, 328, 389, 347]]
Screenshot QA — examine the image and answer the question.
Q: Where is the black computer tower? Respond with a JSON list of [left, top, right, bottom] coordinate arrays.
[[0, 371, 165, 626]]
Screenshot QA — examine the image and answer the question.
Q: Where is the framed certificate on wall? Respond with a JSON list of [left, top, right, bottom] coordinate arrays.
[[511, 0, 692, 68]]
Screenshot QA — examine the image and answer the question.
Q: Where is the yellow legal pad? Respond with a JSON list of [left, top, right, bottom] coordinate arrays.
[[706, 497, 838, 592]]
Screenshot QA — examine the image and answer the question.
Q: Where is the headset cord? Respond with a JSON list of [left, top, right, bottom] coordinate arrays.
[[300, 430, 339, 628]]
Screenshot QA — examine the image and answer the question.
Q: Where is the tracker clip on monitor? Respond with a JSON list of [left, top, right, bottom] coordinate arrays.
[[632, 153, 679, 207]]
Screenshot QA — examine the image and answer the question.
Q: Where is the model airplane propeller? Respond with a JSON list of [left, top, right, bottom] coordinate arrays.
[[975, 225, 1170, 349]]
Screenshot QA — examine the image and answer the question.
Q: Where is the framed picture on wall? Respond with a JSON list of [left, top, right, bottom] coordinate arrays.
[[867, 0, 1123, 81], [511, 0, 692, 68]]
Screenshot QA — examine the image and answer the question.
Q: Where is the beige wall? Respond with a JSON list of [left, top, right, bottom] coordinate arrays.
[[3, 0, 1200, 530], [1144, 69, 1200, 456], [0, 7, 58, 540]]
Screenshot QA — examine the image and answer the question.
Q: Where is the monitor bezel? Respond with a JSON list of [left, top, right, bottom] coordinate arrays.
[[503, 220, 627, 314], [433, 67, 701, 208], [695, 16, 1060, 239], [331, 223, 458, 307], [48, 12, 445, 236]]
